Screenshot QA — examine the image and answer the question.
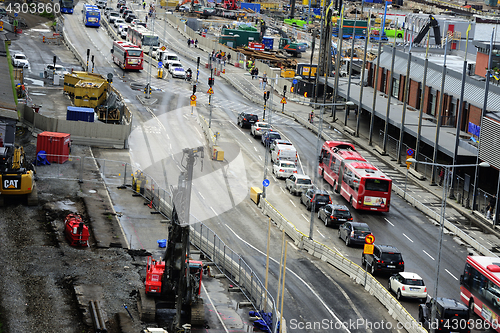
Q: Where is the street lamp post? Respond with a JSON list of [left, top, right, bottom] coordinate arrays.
[[406, 158, 489, 333]]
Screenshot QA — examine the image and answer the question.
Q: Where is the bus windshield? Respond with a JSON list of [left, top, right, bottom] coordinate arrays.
[[142, 35, 159, 46], [127, 50, 142, 57], [61, 0, 73, 6], [365, 179, 389, 192]]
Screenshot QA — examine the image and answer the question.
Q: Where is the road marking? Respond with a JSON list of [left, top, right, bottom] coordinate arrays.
[[166, 134, 170, 140], [301, 213, 309, 222], [445, 269, 459, 281], [210, 206, 217, 215], [384, 218, 394, 226], [248, 138, 252, 143], [272, 175, 277, 182], [402, 233, 414, 243], [317, 230, 326, 238], [198, 191, 205, 200], [479, 236, 484, 240], [258, 155, 262, 160], [290, 200, 296, 207], [225, 225, 351, 332], [254, 147, 258, 151], [280, 187, 285, 193], [423, 250, 435, 261]]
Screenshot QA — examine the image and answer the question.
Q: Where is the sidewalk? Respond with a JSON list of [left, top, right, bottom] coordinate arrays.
[[152, 15, 500, 256]]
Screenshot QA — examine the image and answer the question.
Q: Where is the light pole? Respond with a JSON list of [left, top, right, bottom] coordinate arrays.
[[406, 158, 490, 333]]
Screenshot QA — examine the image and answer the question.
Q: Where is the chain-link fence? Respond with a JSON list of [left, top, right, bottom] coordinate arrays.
[[35, 153, 280, 333]]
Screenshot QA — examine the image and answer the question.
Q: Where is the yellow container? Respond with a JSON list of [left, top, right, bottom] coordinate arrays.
[[64, 72, 105, 96], [74, 80, 107, 108], [212, 146, 224, 161], [250, 187, 263, 204], [281, 69, 295, 78]]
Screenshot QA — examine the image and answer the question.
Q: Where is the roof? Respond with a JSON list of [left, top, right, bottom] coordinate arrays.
[[324, 141, 356, 151], [294, 174, 311, 179], [399, 272, 424, 280], [378, 46, 500, 112], [436, 298, 468, 310], [337, 150, 366, 161], [347, 162, 390, 180], [468, 256, 500, 283], [375, 244, 400, 252]]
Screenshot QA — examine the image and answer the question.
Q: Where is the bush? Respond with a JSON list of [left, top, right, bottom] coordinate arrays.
[[39, 11, 55, 19]]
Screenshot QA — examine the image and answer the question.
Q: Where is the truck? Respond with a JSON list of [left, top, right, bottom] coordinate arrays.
[[278, 38, 306, 57], [271, 143, 298, 164]]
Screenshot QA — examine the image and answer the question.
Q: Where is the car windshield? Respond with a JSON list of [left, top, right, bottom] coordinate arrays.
[[353, 225, 370, 232], [404, 278, 425, 286], [280, 163, 295, 168], [269, 133, 281, 139], [258, 123, 270, 128], [315, 194, 330, 202], [380, 252, 402, 261], [297, 178, 311, 185], [110, 12, 119, 16], [365, 179, 390, 192], [335, 210, 351, 217], [15, 55, 26, 60]]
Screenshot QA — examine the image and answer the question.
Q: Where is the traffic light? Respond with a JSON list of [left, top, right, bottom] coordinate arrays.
[[193, 84, 197, 94], [208, 77, 214, 86], [263, 91, 270, 101], [144, 83, 151, 95]]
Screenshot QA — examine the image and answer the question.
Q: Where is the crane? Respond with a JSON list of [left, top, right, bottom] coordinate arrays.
[[413, 15, 442, 46]]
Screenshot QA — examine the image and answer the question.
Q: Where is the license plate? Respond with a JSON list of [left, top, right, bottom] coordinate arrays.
[[358, 236, 365, 239], [387, 265, 395, 268], [410, 288, 419, 291], [339, 219, 346, 222]]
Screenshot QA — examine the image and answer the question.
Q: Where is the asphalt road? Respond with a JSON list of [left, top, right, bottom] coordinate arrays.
[[15, 5, 488, 332]]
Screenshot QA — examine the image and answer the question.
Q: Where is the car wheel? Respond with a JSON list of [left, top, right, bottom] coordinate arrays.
[[388, 280, 392, 292], [469, 299, 475, 316], [345, 236, 350, 247], [421, 298, 427, 304], [396, 289, 402, 300], [418, 309, 424, 325]]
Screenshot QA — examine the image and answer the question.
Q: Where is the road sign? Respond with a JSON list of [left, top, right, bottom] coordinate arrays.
[[406, 148, 414, 156], [262, 179, 270, 187], [190, 100, 196, 106], [14, 13, 18, 17], [290, 86, 294, 93], [406, 161, 412, 169], [190, 94, 196, 101], [363, 244, 374, 255], [280, 97, 287, 104], [158, 62, 163, 69], [0, 21, 3, 32], [365, 234, 375, 244], [160, 46, 166, 51], [207, 87, 214, 94], [304, 92, 308, 98], [292, 79, 298, 84]]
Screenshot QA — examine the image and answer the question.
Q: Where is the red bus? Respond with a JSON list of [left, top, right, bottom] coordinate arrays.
[[318, 141, 392, 212], [111, 41, 143, 70], [461, 256, 500, 331]]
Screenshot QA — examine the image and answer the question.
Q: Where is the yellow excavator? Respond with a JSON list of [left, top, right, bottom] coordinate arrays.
[[0, 145, 38, 206]]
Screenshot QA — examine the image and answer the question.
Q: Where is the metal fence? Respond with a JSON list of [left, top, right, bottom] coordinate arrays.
[[35, 153, 279, 333]]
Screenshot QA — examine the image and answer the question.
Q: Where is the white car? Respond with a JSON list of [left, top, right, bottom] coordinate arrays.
[[388, 272, 427, 302], [12, 53, 29, 68], [179, 4, 189, 12], [250, 122, 271, 138], [168, 62, 186, 78], [108, 11, 120, 23], [119, 25, 128, 38], [114, 18, 125, 28], [272, 161, 297, 179], [43, 64, 69, 79]]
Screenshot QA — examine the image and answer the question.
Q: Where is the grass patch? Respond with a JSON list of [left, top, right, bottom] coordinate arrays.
[[39, 11, 55, 19], [5, 44, 19, 108]]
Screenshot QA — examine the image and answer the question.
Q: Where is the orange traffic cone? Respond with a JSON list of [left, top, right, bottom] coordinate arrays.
[[148, 200, 153, 208]]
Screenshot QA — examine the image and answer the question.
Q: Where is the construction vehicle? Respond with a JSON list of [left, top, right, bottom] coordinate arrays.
[[0, 145, 38, 206], [412, 14, 442, 46], [222, 0, 238, 11], [279, 38, 306, 57], [138, 147, 205, 333]]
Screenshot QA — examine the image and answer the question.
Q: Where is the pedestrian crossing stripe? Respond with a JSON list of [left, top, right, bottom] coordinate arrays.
[[207, 87, 214, 94], [280, 97, 287, 104]]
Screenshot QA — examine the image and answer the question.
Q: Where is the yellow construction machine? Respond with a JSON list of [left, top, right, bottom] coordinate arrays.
[[0, 145, 38, 206]]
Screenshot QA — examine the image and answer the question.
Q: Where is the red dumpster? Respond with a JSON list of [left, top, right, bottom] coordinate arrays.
[[36, 131, 71, 164]]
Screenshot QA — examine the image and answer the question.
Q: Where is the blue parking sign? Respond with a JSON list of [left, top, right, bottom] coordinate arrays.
[[262, 179, 270, 187], [158, 61, 163, 68], [292, 79, 298, 85]]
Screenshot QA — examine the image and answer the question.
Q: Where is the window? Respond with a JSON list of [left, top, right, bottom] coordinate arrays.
[[428, 91, 436, 116], [392, 77, 399, 98], [365, 179, 389, 192], [332, 157, 340, 173], [127, 50, 142, 57]]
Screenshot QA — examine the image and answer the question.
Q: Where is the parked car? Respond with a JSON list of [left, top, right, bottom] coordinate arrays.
[[300, 189, 331, 211], [125, 13, 137, 23], [272, 161, 297, 179], [108, 11, 120, 23], [269, 139, 291, 152], [11, 53, 29, 68], [318, 204, 352, 228], [237, 112, 258, 128], [261, 131, 281, 147], [114, 18, 126, 28], [362, 244, 404, 275], [388, 272, 427, 302], [285, 174, 312, 195], [338, 222, 371, 246], [168, 62, 186, 78], [419, 298, 470, 333], [43, 64, 69, 79], [250, 122, 271, 138], [271, 143, 297, 164]]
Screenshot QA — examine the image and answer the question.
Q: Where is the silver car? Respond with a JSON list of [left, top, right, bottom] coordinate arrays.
[[285, 174, 312, 195], [250, 122, 271, 138]]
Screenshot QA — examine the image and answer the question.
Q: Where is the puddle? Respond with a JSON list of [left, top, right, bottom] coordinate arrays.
[[56, 199, 76, 211]]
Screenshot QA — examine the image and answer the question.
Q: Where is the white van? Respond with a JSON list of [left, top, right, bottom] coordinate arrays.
[[157, 52, 179, 68], [272, 143, 297, 164]]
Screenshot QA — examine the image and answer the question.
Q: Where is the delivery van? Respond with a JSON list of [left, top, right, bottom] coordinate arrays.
[[271, 143, 298, 164]]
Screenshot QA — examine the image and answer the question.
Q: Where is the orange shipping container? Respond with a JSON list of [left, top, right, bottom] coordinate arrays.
[[36, 132, 71, 164]]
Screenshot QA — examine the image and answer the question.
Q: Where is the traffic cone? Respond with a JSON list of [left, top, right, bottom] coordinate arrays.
[[222, 69, 225, 74], [148, 199, 153, 208]]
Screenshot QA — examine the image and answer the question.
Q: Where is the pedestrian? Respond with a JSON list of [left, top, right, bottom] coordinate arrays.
[[222, 54, 226, 66], [145, 14, 148, 23], [439, 168, 445, 186], [187, 39, 191, 47], [227, 53, 231, 64], [143, 1, 146, 9], [262, 73, 267, 90], [309, 110, 314, 124], [486, 198, 495, 220], [255, 67, 258, 78], [195, 39, 198, 48], [251, 67, 255, 79]]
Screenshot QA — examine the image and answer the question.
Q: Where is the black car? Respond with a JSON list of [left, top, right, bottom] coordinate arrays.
[[119, 5, 128, 13], [338, 222, 371, 246], [116, 1, 126, 8], [419, 298, 470, 333], [237, 112, 258, 128], [362, 244, 404, 275], [318, 204, 352, 227], [300, 189, 331, 211], [125, 13, 137, 22], [122, 9, 132, 18], [261, 131, 281, 147]]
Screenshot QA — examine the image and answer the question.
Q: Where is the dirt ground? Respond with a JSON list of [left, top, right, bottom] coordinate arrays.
[[0, 129, 147, 333]]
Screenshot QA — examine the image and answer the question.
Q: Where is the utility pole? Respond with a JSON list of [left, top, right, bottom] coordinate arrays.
[[208, 69, 214, 128]]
